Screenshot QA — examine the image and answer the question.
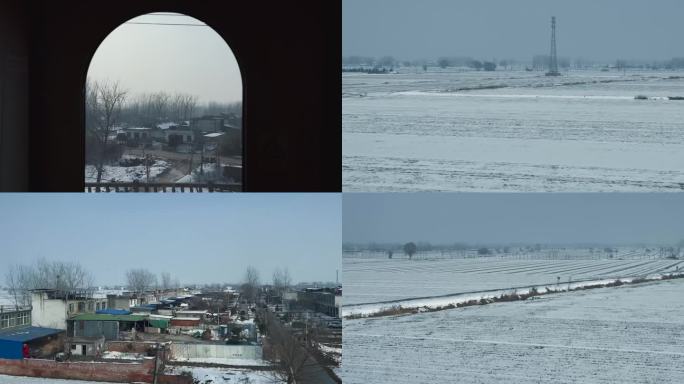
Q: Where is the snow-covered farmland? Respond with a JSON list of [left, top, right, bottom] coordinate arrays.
[[342, 252, 683, 307], [343, 69, 684, 191], [341, 278, 684, 384]]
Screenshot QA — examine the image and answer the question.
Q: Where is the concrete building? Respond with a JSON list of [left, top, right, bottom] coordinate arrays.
[[0, 306, 31, 331], [174, 310, 208, 321], [297, 288, 341, 318], [120, 127, 152, 142], [68, 335, 104, 356], [106, 293, 140, 310], [0, 326, 64, 359], [31, 290, 108, 330], [191, 116, 224, 133], [169, 317, 200, 329], [67, 313, 147, 341]]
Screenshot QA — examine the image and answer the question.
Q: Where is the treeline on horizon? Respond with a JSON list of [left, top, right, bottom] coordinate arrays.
[[343, 240, 684, 253], [343, 55, 684, 71]]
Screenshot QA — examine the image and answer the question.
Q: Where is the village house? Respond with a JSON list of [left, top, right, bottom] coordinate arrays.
[[0, 306, 31, 331], [67, 335, 105, 357], [119, 127, 153, 142], [106, 293, 141, 310], [0, 326, 65, 359], [297, 287, 341, 318], [67, 313, 147, 341], [31, 289, 107, 330]]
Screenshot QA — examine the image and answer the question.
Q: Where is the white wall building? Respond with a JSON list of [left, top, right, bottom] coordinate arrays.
[[30, 290, 107, 330]]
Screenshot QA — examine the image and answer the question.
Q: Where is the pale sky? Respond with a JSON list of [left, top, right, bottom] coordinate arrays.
[[343, 0, 684, 62], [343, 193, 684, 246], [0, 194, 341, 287], [88, 13, 242, 104]]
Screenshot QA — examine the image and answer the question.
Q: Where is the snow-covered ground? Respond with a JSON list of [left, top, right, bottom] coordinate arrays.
[[0, 375, 120, 384], [176, 162, 239, 184], [84, 159, 169, 183], [101, 351, 150, 360], [166, 365, 283, 384], [341, 278, 684, 383], [343, 252, 683, 307], [318, 343, 341, 365], [343, 69, 684, 191]]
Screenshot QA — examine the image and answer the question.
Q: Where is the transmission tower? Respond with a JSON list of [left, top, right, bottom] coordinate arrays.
[[546, 16, 560, 76]]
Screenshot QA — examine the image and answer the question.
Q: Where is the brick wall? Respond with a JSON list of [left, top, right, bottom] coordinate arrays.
[[0, 358, 152, 382]]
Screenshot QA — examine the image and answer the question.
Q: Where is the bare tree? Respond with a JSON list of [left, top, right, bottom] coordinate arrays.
[[241, 266, 260, 302], [160, 272, 173, 290], [272, 267, 292, 296], [5, 264, 32, 306], [86, 79, 128, 182], [126, 268, 157, 294], [150, 92, 170, 122], [171, 93, 198, 122], [4, 260, 95, 306], [262, 310, 311, 384]]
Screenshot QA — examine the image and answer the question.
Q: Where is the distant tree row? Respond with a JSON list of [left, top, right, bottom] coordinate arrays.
[[5, 259, 95, 306], [345, 55, 684, 72]]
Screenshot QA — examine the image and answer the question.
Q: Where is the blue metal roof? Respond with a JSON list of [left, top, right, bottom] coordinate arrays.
[[0, 326, 64, 343], [96, 309, 132, 315]]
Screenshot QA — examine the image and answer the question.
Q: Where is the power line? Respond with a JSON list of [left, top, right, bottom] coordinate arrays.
[[145, 13, 190, 17], [124, 22, 209, 27]]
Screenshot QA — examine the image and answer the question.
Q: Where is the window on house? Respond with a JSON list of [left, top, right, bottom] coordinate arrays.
[[85, 12, 243, 191], [69, 303, 74, 313]]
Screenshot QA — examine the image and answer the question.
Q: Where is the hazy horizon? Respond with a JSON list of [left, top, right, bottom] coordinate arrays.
[[343, 194, 684, 246], [343, 0, 684, 62]]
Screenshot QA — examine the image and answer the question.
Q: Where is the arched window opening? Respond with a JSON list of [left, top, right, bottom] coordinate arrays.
[[85, 12, 242, 192]]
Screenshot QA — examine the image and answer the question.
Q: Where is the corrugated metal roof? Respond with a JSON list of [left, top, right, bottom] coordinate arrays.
[[71, 314, 146, 322], [96, 309, 132, 315], [0, 326, 64, 342]]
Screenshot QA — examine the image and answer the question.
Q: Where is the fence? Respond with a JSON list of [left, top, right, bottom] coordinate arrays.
[[85, 182, 241, 192]]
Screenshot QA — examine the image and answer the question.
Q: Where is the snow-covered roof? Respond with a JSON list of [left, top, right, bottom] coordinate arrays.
[[157, 122, 178, 130]]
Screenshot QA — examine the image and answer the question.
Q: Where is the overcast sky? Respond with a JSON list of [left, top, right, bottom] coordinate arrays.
[[88, 13, 241, 104], [0, 194, 341, 287], [343, 193, 684, 246], [343, 0, 684, 61]]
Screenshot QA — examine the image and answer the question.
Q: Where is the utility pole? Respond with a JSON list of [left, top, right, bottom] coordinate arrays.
[[145, 154, 150, 183], [546, 16, 561, 76]]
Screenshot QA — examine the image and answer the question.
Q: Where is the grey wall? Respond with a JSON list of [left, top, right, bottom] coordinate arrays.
[[170, 343, 262, 361]]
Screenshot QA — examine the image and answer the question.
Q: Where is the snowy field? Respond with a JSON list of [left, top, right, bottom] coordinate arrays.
[[342, 251, 683, 307], [341, 278, 684, 384], [343, 69, 684, 191], [0, 375, 119, 384]]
